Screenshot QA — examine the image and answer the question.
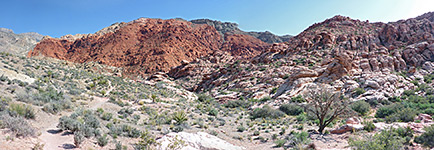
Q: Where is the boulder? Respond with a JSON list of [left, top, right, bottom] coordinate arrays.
[[330, 124, 364, 134], [157, 132, 244, 150]]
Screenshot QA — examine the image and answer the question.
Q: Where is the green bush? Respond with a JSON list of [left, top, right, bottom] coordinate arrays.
[[97, 134, 108, 147], [7, 103, 35, 119], [291, 95, 306, 103], [253, 130, 260, 136], [250, 105, 285, 119], [274, 139, 286, 147], [349, 127, 406, 150], [353, 88, 366, 96], [407, 95, 428, 104], [351, 101, 370, 116], [237, 126, 246, 132], [74, 131, 85, 148], [135, 130, 157, 150], [101, 112, 113, 121], [384, 107, 417, 123], [259, 96, 271, 102], [197, 94, 213, 103], [42, 100, 72, 114], [287, 131, 310, 147], [296, 113, 306, 122], [414, 125, 434, 148], [424, 74, 434, 83], [279, 104, 303, 116], [375, 103, 403, 118], [208, 109, 218, 116], [363, 121, 376, 132]]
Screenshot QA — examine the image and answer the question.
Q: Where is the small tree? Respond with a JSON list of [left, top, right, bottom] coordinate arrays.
[[304, 84, 351, 134]]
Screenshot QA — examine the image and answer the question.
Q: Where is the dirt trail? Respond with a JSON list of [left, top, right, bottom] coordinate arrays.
[[38, 80, 113, 150], [39, 96, 109, 150]]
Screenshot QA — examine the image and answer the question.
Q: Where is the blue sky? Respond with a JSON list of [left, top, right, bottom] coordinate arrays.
[[1, 0, 433, 37]]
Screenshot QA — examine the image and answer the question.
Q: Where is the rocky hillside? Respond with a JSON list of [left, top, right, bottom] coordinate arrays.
[[191, 19, 292, 43], [172, 13, 434, 105], [28, 18, 272, 76], [0, 28, 43, 56]]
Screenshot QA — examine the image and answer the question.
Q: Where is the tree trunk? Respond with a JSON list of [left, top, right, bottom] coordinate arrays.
[[318, 124, 325, 134]]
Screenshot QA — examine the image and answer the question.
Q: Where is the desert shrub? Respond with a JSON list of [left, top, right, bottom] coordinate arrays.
[[384, 107, 418, 123], [197, 94, 213, 103], [350, 128, 403, 150], [135, 130, 157, 150], [118, 108, 134, 118], [270, 87, 278, 94], [259, 96, 272, 102], [208, 108, 218, 116], [388, 96, 401, 103], [414, 125, 434, 148], [109, 124, 141, 138], [57, 109, 100, 137], [58, 116, 82, 132], [122, 124, 141, 138], [0, 97, 10, 111], [350, 126, 413, 150], [402, 90, 416, 97], [427, 95, 434, 103], [101, 112, 113, 121], [74, 131, 85, 148], [7, 103, 35, 119], [97, 134, 109, 147], [287, 131, 311, 148], [250, 105, 285, 119], [224, 100, 251, 108], [363, 121, 376, 132], [42, 100, 72, 114], [253, 130, 260, 136], [291, 95, 306, 103], [0, 113, 35, 137], [274, 139, 286, 147], [375, 103, 403, 118], [351, 100, 370, 116], [424, 74, 434, 83], [296, 113, 306, 122], [353, 88, 366, 96], [237, 126, 246, 132], [422, 108, 434, 115], [407, 95, 428, 104], [34, 87, 65, 104], [279, 104, 303, 116]]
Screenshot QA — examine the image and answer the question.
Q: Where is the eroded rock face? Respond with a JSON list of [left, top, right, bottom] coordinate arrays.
[[29, 18, 273, 76], [29, 18, 224, 76]]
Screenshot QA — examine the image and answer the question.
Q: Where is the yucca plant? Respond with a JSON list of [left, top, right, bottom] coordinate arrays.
[[172, 111, 188, 125]]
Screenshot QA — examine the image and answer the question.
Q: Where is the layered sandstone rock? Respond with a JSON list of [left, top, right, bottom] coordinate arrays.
[[29, 18, 271, 76]]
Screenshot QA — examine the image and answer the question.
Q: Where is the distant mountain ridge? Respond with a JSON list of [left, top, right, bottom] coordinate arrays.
[[191, 19, 292, 43], [0, 28, 43, 56]]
